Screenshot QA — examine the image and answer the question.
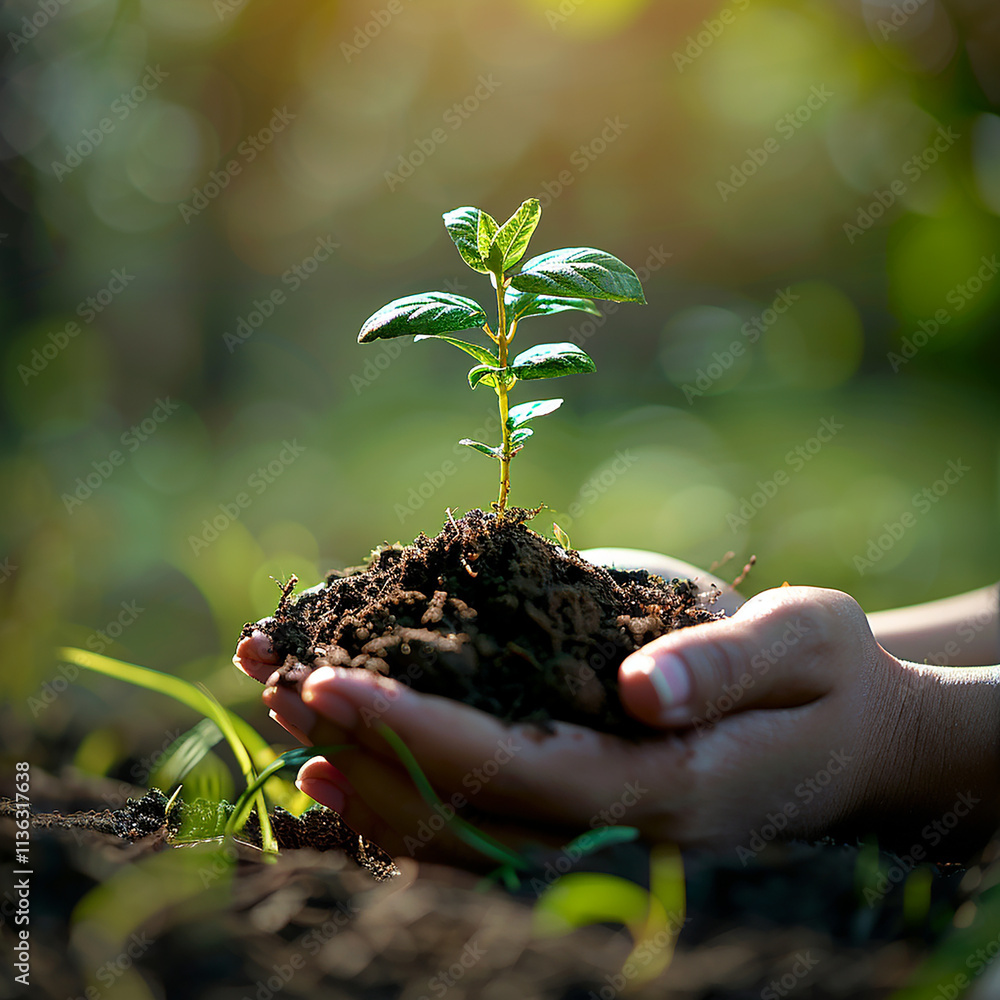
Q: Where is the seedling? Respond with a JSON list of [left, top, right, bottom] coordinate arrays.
[[357, 199, 646, 512]]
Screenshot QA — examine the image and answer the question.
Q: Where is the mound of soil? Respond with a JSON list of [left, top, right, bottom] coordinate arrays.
[[246, 507, 726, 736]]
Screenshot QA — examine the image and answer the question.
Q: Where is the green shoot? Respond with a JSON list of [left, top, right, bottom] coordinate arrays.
[[225, 745, 352, 835], [553, 522, 572, 550], [357, 199, 646, 512], [376, 722, 524, 868], [58, 646, 279, 854]]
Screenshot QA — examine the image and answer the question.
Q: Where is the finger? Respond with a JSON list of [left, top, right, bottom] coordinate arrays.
[[619, 586, 858, 728], [580, 547, 743, 614], [294, 756, 408, 856], [292, 665, 690, 831], [264, 685, 316, 742], [233, 624, 280, 684], [298, 753, 570, 867]]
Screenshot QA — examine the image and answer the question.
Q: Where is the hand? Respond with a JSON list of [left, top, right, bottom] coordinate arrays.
[[234, 574, 1000, 866]]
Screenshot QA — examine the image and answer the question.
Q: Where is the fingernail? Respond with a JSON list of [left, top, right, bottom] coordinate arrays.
[[296, 776, 349, 815], [301, 667, 359, 729], [269, 710, 310, 744], [251, 628, 273, 651], [629, 652, 691, 713], [263, 686, 317, 735]]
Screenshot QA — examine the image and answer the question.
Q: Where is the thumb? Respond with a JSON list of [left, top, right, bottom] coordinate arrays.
[[619, 587, 842, 728]]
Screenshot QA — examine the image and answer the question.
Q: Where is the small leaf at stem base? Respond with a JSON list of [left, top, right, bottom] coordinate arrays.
[[507, 398, 564, 430], [505, 289, 600, 324], [459, 439, 502, 459], [553, 522, 572, 549], [413, 335, 499, 366]]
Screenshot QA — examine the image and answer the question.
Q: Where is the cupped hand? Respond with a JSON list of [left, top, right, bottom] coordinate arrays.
[[233, 567, 997, 865]]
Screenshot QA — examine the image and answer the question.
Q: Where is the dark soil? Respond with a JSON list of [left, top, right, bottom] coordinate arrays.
[[0, 788, 398, 880], [3, 771, 988, 1000], [247, 507, 726, 736]]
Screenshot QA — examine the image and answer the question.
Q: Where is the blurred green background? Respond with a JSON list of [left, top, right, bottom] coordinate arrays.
[[2, 0, 999, 765]]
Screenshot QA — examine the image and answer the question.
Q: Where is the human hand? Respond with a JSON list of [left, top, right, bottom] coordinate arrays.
[[234, 576, 1000, 865]]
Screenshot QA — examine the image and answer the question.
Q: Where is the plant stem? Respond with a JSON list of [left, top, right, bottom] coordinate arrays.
[[494, 275, 511, 512]]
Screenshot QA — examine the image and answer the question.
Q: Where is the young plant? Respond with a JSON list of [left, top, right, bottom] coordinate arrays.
[[357, 199, 646, 512]]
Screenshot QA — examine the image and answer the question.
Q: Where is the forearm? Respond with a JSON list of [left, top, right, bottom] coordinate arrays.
[[868, 583, 1000, 666], [852, 659, 1000, 859]]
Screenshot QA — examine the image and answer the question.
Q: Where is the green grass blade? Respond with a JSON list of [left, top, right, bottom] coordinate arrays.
[[225, 745, 352, 835], [376, 723, 523, 868], [58, 647, 278, 854]]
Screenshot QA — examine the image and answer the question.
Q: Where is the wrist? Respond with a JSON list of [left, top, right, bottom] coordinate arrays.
[[857, 658, 1000, 860]]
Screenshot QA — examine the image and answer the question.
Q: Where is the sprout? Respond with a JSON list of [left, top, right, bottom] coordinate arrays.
[[357, 199, 646, 512]]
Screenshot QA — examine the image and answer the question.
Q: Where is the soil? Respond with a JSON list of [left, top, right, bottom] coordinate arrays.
[[1, 788, 398, 881], [3, 772, 990, 1000], [246, 507, 726, 736]]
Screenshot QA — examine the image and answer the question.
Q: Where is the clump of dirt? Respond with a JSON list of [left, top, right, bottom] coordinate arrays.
[[246, 507, 725, 736], [4, 790, 398, 881]]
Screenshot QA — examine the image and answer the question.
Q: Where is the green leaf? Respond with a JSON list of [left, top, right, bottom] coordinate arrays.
[[511, 427, 533, 447], [226, 745, 351, 836], [553, 522, 572, 549], [358, 292, 487, 343], [443, 206, 496, 273], [510, 342, 596, 381], [459, 438, 502, 459], [467, 363, 504, 389], [505, 289, 600, 324], [534, 872, 651, 937], [510, 247, 646, 303], [491, 198, 541, 272], [150, 718, 224, 789], [507, 397, 563, 430], [413, 335, 499, 367], [478, 211, 500, 270], [59, 646, 278, 853]]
